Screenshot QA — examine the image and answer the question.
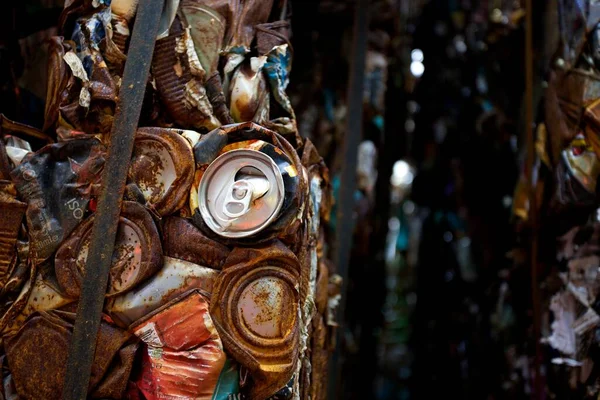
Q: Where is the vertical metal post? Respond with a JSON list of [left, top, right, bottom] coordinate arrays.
[[525, 0, 542, 398], [328, 0, 369, 398], [61, 1, 162, 399]]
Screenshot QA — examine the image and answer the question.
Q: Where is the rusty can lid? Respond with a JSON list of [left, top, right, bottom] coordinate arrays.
[[198, 149, 285, 238]]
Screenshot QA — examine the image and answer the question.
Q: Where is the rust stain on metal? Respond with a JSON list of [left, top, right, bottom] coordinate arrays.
[[107, 256, 219, 327], [162, 216, 230, 269], [62, 0, 163, 397], [6, 310, 137, 400], [210, 241, 300, 399], [152, 18, 219, 130], [55, 201, 162, 298], [128, 128, 195, 216], [0, 193, 26, 289], [133, 290, 226, 400]]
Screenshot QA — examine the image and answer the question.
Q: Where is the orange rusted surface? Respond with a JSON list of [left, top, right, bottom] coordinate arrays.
[[210, 241, 300, 399], [0, 192, 26, 290], [55, 201, 162, 298], [162, 216, 230, 269], [5, 311, 136, 400], [0, 0, 339, 397], [133, 290, 226, 399], [152, 18, 220, 130], [107, 256, 219, 327], [128, 128, 195, 216]]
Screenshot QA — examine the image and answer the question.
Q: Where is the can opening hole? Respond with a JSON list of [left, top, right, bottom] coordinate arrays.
[[226, 202, 245, 215], [236, 166, 264, 178]]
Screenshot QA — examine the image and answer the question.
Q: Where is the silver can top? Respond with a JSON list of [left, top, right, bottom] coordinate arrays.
[[198, 149, 285, 238]]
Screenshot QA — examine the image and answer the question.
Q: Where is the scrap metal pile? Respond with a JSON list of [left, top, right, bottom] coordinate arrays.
[[0, 0, 338, 399], [513, 0, 600, 397]]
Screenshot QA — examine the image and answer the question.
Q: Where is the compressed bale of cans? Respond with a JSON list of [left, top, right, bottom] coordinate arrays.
[[0, 0, 339, 399], [512, 0, 600, 396]]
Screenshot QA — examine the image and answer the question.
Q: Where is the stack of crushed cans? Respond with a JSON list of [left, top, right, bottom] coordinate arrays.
[[0, 0, 340, 399], [512, 0, 600, 396]]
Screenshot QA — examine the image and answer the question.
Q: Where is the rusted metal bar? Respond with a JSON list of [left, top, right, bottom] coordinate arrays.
[[61, 1, 162, 399], [327, 0, 369, 397]]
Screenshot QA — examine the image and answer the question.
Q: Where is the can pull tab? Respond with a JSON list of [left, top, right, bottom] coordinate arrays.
[[222, 173, 270, 219]]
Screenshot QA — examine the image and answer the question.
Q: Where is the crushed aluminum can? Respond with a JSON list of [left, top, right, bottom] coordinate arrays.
[[544, 291, 577, 356], [206, 71, 235, 125], [10, 138, 106, 261], [1, 240, 29, 302], [13, 0, 335, 398], [300, 139, 331, 226], [568, 255, 600, 297], [109, 14, 131, 55], [228, 56, 270, 123], [180, 0, 226, 76], [55, 201, 162, 298], [544, 70, 583, 162], [557, 221, 600, 261], [43, 37, 72, 134], [152, 16, 220, 130], [198, 147, 285, 238], [310, 311, 329, 400], [0, 114, 53, 171], [127, 127, 195, 216], [4, 136, 33, 168], [102, 18, 128, 76], [64, 9, 119, 134], [255, 21, 291, 56], [107, 255, 219, 327], [552, 133, 600, 208], [5, 310, 138, 400], [0, 183, 26, 291], [561, 134, 600, 194], [296, 137, 330, 400], [219, 0, 275, 95], [0, 260, 37, 338], [210, 241, 300, 400], [301, 140, 332, 400], [162, 216, 230, 269], [583, 98, 600, 161], [132, 289, 226, 400], [263, 44, 294, 119], [192, 123, 304, 241], [2, 262, 74, 336], [222, 0, 274, 52]]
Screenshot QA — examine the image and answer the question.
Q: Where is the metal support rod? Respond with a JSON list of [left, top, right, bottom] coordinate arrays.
[[524, 0, 542, 398], [62, 1, 162, 398], [327, 0, 369, 398]]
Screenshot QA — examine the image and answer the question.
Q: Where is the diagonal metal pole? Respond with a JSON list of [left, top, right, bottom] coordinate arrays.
[[62, 1, 162, 399], [328, 0, 369, 398]]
